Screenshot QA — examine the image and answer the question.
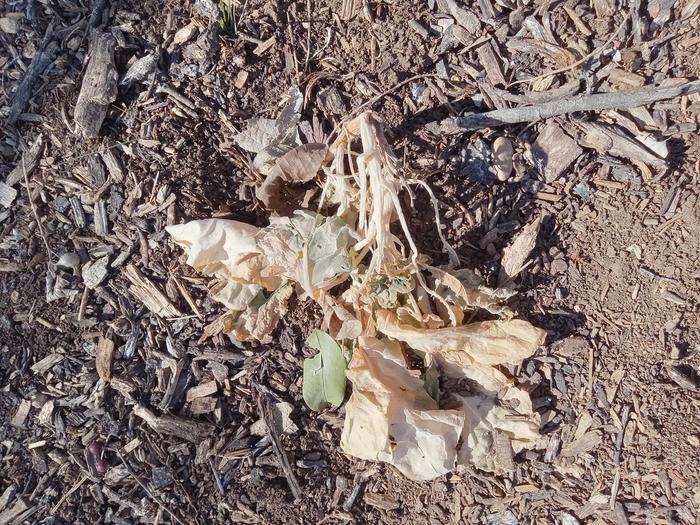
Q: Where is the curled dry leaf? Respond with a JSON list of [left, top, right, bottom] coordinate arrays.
[[229, 282, 294, 343], [376, 310, 546, 367], [341, 337, 464, 481], [166, 219, 271, 312], [439, 360, 541, 474], [256, 143, 328, 213]]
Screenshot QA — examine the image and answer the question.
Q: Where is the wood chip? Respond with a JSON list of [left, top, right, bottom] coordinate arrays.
[[577, 122, 665, 171], [100, 148, 125, 183], [93, 199, 109, 236], [186, 380, 218, 402], [96, 336, 115, 381], [74, 32, 117, 138], [190, 397, 218, 414], [498, 216, 542, 286], [0, 182, 18, 207], [532, 121, 582, 182], [10, 400, 31, 428], [0, 498, 30, 524], [82, 256, 110, 289], [254, 36, 276, 56], [30, 354, 64, 374], [133, 404, 214, 442], [124, 264, 183, 317]]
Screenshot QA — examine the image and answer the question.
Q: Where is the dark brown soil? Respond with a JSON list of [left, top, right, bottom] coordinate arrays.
[[1, 0, 699, 524]]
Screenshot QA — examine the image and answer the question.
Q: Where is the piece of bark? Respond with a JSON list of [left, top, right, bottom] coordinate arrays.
[[96, 336, 115, 381], [74, 32, 117, 138], [5, 135, 44, 187], [445, 0, 481, 34], [100, 148, 125, 183], [7, 26, 57, 126], [186, 380, 218, 402], [499, 217, 542, 286], [30, 354, 64, 374], [190, 397, 218, 415], [477, 41, 506, 86], [576, 122, 665, 171], [0, 498, 30, 524], [124, 264, 183, 317], [133, 404, 214, 442], [82, 256, 110, 289], [443, 79, 700, 130], [10, 400, 31, 428], [531, 122, 582, 182], [0, 183, 18, 208]]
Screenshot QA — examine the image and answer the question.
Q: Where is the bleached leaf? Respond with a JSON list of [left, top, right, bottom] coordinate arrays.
[[429, 266, 511, 316], [322, 298, 363, 340], [376, 310, 545, 367], [257, 210, 357, 295], [234, 118, 281, 153], [166, 219, 259, 276], [341, 337, 464, 481], [210, 280, 261, 311], [444, 363, 540, 473], [228, 282, 293, 343]]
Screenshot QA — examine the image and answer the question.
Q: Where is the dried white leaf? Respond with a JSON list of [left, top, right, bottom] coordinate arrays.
[[341, 337, 464, 480]]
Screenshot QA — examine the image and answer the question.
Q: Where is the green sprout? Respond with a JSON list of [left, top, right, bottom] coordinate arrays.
[[219, 0, 237, 36]]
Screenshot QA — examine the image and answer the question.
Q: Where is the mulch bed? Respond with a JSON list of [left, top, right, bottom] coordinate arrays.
[[1, 0, 699, 524]]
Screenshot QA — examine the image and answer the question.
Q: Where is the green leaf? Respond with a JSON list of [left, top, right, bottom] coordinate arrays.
[[302, 330, 347, 411]]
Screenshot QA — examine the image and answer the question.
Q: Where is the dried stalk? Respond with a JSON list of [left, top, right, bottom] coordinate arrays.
[[445, 80, 700, 131]]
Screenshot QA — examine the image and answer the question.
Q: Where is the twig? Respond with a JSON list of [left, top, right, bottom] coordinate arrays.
[[22, 157, 53, 261], [446, 79, 700, 130], [613, 404, 631, 465], [304, 0, 312, 72], [508, 13, 631, 88], [255, 385, 302, 500], [50, 475, 87, 514], [117, 451, 189, 525]]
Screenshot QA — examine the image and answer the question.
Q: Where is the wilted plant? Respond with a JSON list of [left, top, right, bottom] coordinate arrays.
[[166, 89, 546, 480]]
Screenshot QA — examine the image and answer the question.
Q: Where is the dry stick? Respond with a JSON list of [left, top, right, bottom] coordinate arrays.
[[508, 13, 631, 88], [450, 79, 700, 130], [117, 451, 189, 525], [255, 387, 302, 500], [22, 157, 52, 260]]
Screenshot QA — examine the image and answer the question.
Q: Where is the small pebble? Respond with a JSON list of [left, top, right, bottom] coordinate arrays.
[[550, 258, 568, 274]]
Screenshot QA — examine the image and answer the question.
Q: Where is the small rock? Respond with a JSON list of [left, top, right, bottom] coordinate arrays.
[[550, 258, 568, 274], [173, 23, 199, 45], [151, 466, 174, 488], [492, 137, 513, 181], [0, 15, 20, 34], [56, 252, 81, 273]]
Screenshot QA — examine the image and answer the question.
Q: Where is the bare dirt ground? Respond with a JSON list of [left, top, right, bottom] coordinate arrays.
[[1, 0, 699, 524]]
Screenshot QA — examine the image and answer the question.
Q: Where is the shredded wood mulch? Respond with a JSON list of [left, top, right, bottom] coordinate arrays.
[[1, 0, 699, 524]]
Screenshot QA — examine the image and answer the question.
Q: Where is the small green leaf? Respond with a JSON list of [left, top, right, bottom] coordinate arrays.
[[302, 330, 347, 411]]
